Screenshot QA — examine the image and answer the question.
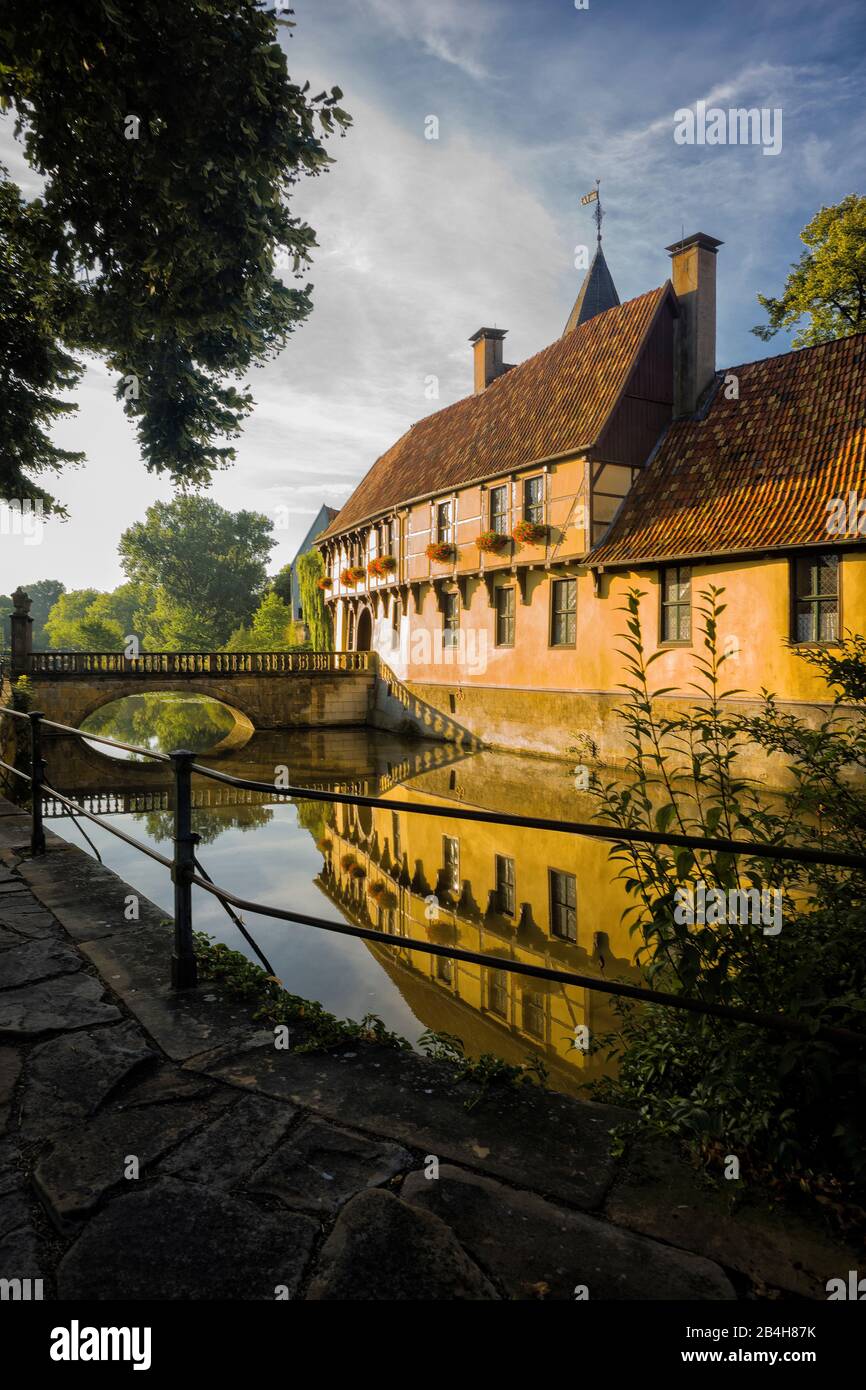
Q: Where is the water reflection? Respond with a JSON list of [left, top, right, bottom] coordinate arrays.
[[45, 696, 640, 1097], [81, 692, 250, 760]]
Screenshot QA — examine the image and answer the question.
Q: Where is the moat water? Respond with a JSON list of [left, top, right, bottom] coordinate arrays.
[[42, 692, 639, 1097]]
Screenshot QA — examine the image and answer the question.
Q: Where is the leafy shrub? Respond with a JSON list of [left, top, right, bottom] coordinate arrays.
[[588, 586, 866, 1196]]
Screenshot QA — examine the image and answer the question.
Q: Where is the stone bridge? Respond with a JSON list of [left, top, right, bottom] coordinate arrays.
[[1, 588, 482, 747], [10, 649, 377, 731]]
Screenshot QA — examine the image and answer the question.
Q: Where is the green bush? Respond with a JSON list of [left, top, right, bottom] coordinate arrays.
[[588, 586, 866, 1197]]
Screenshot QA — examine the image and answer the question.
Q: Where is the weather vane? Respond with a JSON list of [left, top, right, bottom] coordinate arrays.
[[580, 178, 604, 248]]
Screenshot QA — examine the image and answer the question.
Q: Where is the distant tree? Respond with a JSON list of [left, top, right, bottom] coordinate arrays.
[[119, 496, 275, 648], [297, 548, 332, 650], [1, 2, 350, 485], [250, 591, 294, 649], [26, 579, 66, 648], [0, 177, 84, 510], [271, 563, 294, 609], [753, 195, 866, 346], [43, 588, 123, 650], [85, 583, 153, 647]]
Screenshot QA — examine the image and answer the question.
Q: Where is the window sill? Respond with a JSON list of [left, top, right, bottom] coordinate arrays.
[[788, 640, 842, 649]]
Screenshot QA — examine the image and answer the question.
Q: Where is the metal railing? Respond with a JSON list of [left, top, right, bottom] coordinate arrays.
[[1, 703, 865, 1048], [23, 650, 373, 678]]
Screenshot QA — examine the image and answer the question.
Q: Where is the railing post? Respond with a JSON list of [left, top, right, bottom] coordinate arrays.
[[170, 749, 198, 989], [28, 711, 46, 856]]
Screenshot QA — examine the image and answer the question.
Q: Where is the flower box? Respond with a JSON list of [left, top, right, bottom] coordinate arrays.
[[512, 519, 548, 544], [349, 864, 367, 880], [426, 542, 456, 563], [475, 530, 510, 554], [367, 555, 397, 578], [340, 853, 357, 871], [316, 837, 333, 853], [316, 577, 333, 590], [369, 881, 397, 909], [340, 566, 366, 585]]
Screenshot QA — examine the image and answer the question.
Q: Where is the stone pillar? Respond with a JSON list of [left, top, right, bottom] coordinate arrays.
[[10, 587, 32, 678]]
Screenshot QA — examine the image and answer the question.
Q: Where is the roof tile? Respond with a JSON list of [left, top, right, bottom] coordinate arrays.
[[321, 285, 668, 539], [588, 333, 866, 565]]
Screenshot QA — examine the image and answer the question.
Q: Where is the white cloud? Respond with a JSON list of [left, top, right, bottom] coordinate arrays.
[[355, 0, 495, 80]]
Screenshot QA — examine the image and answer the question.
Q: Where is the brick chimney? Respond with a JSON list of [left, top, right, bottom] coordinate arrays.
[[469, 327, 507, 393], [666, 233, 723, 416]]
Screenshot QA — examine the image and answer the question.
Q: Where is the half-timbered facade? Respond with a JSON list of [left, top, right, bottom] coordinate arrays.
[[318, 232, 866, 762]]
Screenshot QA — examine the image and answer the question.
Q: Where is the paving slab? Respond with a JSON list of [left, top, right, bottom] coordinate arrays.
[[307, 1187, 499, 1300], [0, 902, 64, 942], [402, 1163, 736, 1300], [248, 1116, 412, 1214], [0, 1218, 42, 1284], [194, 1040, 626, 1211], [0, 1188, 32, 1243], [80, 922, 258, 1063], [120, 1064, 218, 1108], [604, 1138, 860, 1300], [0, 937, 82, 990], [0, 1047, 21, 1107], [20, 1021, 155, 1144], [159, 1092, 298, 1188], [0, 816, 41, 852], [34, 1092, 237, 1227], [18, 846, 156, 944], [0, 973, 120, 1039], [57, 1179, 317, 1300]]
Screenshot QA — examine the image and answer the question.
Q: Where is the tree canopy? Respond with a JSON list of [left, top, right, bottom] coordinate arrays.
[[118, 496, 276, 648], [0, 0, 350, 500], [1, 579, 65, 649], [0, 177, 84, 507], [752, 195, 866, 347]]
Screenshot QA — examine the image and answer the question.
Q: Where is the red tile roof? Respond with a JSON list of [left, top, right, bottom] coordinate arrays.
[[588, 332, 866, 566], [320, 285, 670, 539]]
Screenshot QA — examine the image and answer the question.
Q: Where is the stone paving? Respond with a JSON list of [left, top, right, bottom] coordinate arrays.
[[0, 797, 859, 1301]]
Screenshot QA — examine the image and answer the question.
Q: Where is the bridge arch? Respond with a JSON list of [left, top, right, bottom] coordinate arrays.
[[64, 680, 258, 732]]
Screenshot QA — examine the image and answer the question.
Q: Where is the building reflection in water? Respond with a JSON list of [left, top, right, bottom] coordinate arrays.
[[312, 746, 642, 1097], [41, 713, 642, 1099]]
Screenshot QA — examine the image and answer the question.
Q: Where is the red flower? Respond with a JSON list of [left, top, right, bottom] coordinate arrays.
[[475, 530, 510, 553], [512, 520, 547, 544], [426, 542, 456, 562], [368, 555, 397, 578]]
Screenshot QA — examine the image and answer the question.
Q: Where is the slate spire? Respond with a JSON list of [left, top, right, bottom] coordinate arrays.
[[562, 245, 620, 334]]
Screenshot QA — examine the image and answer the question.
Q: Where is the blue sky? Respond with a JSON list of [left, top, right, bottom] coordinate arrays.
[[2, 0, 865, 594]]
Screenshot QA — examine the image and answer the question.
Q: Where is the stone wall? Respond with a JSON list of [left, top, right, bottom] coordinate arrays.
[[401, 680, 851, 784], [18, 671, 377, 733]]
